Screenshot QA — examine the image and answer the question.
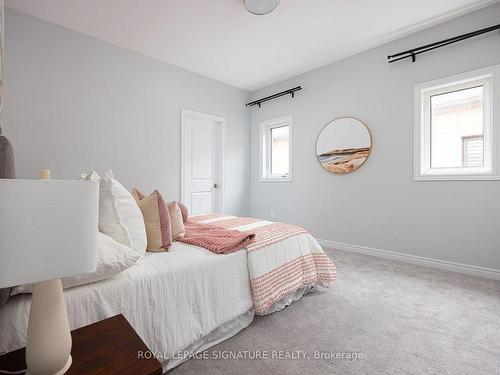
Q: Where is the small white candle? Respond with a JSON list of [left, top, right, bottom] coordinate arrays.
[[39, 170, 51, 180]]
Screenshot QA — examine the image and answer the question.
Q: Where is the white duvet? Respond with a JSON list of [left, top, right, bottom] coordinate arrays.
[[0, 242, 253, 370]]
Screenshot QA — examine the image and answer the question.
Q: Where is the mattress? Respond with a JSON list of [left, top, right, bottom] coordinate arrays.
[[0, 242, 253, 370]]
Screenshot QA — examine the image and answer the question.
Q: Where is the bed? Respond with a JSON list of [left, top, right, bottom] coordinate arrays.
[[0, 215, 336, 372]]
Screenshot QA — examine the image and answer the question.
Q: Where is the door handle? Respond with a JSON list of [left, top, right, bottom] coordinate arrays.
[[213, 183, 219, 188]]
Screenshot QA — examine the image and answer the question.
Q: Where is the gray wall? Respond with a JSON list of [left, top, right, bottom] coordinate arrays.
[[4, 9, 251, 215], [250, 4, 500, 269]]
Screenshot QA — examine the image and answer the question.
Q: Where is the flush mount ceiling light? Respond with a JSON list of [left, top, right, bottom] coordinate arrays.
[[244, 0, 280, 15]]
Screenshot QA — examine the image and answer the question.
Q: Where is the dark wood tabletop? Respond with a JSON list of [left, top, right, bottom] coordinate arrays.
[[0, 314, 163, 375]]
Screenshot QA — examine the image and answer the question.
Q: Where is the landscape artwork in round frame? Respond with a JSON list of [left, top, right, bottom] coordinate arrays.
[[316, 117, 372, 174]]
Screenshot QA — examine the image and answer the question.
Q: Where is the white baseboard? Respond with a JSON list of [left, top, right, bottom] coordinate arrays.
[[317, 239, 500, 281]]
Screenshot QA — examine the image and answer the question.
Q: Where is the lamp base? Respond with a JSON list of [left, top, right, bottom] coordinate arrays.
[[25, 356, 72, 375], [26, 279, 72, 375]]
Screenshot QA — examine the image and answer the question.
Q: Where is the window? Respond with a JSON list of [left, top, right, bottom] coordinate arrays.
[[260, 115, 292, 181], [462, 135, 484, 167], [414, 65, 500, 181]]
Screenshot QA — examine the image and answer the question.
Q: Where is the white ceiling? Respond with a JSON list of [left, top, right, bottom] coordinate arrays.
[[6, 0, 499, 90]]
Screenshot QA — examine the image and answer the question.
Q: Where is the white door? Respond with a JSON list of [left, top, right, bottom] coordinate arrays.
[[181, 109, 225, 215]]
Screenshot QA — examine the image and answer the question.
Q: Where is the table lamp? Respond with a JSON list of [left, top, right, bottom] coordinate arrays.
[[0, 179, 99, 375]]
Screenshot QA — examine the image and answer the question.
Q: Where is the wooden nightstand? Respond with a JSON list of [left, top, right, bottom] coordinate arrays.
[[0, 314, 162, 375]]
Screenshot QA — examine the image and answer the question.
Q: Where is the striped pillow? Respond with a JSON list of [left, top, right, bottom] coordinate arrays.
[[132, 189, 172, 251]]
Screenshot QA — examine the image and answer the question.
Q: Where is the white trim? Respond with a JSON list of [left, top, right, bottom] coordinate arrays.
[[180, 109, 226, 213], [317, 239, 500, 281], [259, 115, 293, 182], [414, 64, 500, 181], [372, 0, 498, 46]]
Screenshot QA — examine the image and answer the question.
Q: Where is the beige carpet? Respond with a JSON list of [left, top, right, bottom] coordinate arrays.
[[169, 249, 500, 375]]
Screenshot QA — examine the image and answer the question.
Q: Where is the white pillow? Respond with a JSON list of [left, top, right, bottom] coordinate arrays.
[[98, 170, 147, 255], [11, 232, 141, 294]]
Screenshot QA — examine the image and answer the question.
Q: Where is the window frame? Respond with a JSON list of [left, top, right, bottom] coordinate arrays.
[[259, 115, 293, 182], [414, 65, 500, 181]]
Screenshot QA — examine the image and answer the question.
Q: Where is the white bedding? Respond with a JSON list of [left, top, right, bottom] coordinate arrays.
[[0, 242, 253, 370]]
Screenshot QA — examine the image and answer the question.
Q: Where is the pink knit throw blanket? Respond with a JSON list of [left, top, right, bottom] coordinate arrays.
[[179, 222, 255, 254]]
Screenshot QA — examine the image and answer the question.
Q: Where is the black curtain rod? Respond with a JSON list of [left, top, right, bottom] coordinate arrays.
[[388, 23, 500, 63], [246, 86, 302, 108]]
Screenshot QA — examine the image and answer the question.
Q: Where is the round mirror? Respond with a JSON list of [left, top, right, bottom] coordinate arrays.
[[316, 117, 372, 174]]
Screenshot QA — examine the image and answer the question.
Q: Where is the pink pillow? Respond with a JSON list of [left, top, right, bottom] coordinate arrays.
[[177, 202, 189, 223]]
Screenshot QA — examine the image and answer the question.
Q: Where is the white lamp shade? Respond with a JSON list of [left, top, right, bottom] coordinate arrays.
[[0, 179, 99, 288]]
